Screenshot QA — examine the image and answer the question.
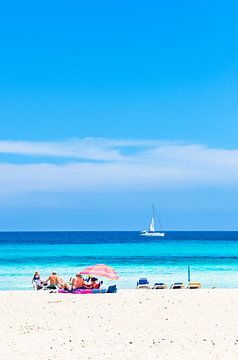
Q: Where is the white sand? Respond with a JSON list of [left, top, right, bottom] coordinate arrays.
[[0, 289, 238, 359]]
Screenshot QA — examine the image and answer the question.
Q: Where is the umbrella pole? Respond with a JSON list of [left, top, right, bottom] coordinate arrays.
[[188, 265, 191, 285]]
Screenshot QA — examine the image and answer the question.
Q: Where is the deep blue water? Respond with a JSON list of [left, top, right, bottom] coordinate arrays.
[[0, 231, 238, 290]]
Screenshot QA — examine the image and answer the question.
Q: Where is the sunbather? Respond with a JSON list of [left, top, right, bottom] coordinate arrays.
[[32, 271, 43, 283], [32, 271, 44, 289], [71, 273, 85, 290], [84, 277, 100, 289], [44, 272, 61, 289]]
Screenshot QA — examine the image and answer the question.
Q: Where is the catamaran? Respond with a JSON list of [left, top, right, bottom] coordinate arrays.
[[140, 205, 165, 237]]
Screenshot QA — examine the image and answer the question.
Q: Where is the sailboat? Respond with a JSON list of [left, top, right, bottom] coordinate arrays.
[[140, 205, 165, 237]]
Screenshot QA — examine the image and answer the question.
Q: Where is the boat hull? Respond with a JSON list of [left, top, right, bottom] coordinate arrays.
[[140, 232, 165, 237]]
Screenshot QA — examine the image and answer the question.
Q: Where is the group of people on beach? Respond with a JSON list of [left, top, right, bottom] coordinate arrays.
[[32, 271, 102, 291]]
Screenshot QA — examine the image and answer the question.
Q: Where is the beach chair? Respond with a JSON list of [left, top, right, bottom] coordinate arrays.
[[32, 280, 58, 293], [136, 278, 150, 289], [32, 279, 46, 291], [170, 282, 185, 289], [107, 285, 117, 293], [188, 282, 201, 289], [152, 283, 168, 289]]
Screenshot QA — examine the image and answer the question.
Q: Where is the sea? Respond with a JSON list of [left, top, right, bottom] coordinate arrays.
[[0, 231, 238, 290]]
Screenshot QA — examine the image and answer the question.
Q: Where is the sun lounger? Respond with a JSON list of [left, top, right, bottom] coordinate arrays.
[[188, 282, 201, 289], [152, 283, 168, 289], [32, 280, 51, 291], [136, 278, 150, 289], [170, 282, 185, 289], [107, 285, 117, 293]]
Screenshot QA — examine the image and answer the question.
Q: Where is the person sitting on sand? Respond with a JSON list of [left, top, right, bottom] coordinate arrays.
[[83, 277, 100, 289], [71, 273, 85, 290], [32, 271, 44, 289], [57, 278, 72, 291], [44, 272, 60, 289], [56, 274, 85, 292]]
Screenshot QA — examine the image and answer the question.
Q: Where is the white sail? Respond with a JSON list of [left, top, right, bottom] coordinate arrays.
[[140, 205, 166, 237], [149, 217, 155, 232]]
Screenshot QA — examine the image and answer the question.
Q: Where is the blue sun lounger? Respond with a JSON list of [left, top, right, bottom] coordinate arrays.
[[136, 278, 150, 289], [170, 282, 185, 289], [152, 282, 168, 289]]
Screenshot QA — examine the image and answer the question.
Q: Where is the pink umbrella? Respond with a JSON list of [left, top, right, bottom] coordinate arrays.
[[80, 264, 119, 280]]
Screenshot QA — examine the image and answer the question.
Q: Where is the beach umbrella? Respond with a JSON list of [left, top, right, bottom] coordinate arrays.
[[80, 264, 119, 280]]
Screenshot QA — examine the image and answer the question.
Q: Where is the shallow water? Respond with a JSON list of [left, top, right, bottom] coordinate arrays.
[[0, 231, 238, 290]]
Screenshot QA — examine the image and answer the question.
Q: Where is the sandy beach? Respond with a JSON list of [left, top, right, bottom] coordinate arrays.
[[0, 289, 237, 360]]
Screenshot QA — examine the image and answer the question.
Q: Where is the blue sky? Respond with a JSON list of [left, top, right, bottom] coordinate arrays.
[[0, 1, 238, 230]]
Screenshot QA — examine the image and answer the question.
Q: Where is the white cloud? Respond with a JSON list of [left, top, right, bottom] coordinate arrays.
[[0, 138, 238, 194], [0, 139, 126, 161]]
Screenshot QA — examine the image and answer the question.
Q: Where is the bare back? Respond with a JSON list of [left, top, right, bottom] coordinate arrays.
[[72, 277, 84, 289], [49, 274, 58, 285]]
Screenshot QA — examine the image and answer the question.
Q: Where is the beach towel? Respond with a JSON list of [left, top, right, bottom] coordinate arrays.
[[58, 289, 107, 294]]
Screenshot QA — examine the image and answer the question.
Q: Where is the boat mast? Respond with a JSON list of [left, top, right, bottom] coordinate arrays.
[[154, 205, 164, 232]]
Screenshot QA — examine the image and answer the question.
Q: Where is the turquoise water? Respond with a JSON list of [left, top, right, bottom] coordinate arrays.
[[0, 231, 238, 290]]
